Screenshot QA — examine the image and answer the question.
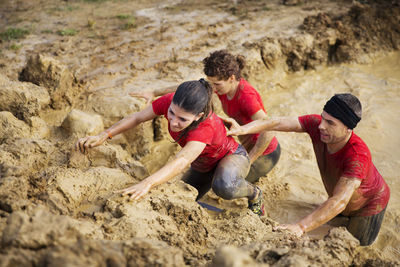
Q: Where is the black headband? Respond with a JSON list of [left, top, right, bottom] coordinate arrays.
[[323, 95, 361, 129]]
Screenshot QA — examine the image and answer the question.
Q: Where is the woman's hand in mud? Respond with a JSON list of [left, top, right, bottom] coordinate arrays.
[[75, 132, 108, 154], [222, 117, 244, 136], [274, 224, 304, 237], [129, 90, 155, 106], [115, 181, 152, 200]]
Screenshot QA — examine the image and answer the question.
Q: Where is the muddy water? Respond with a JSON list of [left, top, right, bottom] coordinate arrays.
[[260, 51, 400, 261]]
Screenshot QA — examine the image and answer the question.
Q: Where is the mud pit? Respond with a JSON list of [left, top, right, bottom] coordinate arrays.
[[1, 0, 400, 266]]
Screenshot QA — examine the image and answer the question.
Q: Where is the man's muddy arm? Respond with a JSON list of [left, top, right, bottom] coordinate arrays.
[[117, 141, 206, 200], [228, 116, 304, 136], [284, 177, 362, 235]]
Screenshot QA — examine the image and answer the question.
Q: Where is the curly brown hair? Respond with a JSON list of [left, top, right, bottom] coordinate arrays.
[[202, 50, 246, 81]]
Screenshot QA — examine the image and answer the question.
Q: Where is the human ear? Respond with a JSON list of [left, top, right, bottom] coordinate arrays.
[[194, 112, 204, 121]]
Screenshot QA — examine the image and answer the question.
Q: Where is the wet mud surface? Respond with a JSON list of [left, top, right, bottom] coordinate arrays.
[[1, 0, 400, 266]]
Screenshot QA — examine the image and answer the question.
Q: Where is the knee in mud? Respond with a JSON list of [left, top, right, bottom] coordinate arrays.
[[211, 178, 236, 200]]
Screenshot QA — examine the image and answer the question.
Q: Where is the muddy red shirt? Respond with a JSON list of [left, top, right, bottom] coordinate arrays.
[[217, 78, 278, 155], [299, 114, 390, 217], [152, 93, 239, 172]]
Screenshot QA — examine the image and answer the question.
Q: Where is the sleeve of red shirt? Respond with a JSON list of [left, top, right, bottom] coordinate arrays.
[[152, 93, 174, 116], [298, 114, 322, 142], [238, 90, 264, 118]]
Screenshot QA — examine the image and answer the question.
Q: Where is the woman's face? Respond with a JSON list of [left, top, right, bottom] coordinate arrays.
[[167, 103, 203, 132], [207, 75, 236, 95]]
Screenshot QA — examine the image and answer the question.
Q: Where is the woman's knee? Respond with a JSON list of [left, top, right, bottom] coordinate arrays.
[[211, 176, 237, 200], [211, 153, 251, 200]]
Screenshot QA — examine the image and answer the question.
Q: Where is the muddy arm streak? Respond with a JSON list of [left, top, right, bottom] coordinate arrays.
[[296, 177, 361, 233], [236, 116, 303, 135]]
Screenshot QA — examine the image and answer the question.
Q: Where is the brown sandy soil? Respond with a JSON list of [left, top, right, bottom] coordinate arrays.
[[1, 0, 400, 266]]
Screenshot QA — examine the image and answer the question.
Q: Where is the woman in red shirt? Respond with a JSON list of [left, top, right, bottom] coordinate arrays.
[[203, 50, 280, 183], [131, 50, 280, 184], [76, 79, 264, 215]]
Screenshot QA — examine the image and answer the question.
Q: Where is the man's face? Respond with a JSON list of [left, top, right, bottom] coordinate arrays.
[[318, 111, 350, 144]]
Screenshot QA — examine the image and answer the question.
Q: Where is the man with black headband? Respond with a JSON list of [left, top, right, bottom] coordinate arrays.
[[226, 93, 390, 246]]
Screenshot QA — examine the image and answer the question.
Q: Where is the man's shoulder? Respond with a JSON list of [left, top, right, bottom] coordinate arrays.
[[299, 114, 321, 130], [345, 132, 371, 157]]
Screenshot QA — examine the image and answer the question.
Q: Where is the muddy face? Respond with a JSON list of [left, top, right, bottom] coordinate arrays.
[[167, 103, 202, 132], [318, 111, 351, 146]]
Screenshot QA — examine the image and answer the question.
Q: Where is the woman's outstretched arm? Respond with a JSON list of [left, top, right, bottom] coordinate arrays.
[[116, 140, 206, 200], [75, 105, 157, 154]]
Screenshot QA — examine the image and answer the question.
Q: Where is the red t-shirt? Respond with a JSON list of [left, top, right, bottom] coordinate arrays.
[[152, 93, 239, 172], [217, 78, 278, 155], [299, 114, 390, 217]]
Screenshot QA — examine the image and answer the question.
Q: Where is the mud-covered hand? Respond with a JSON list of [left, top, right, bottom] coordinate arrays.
[[129, 90, 155, 106], [274, 223, 304, 237], [75, 132, 108, 154], [222, 117, 246, 137], [220, 117, 242, 134], [116, 181, 152, 200]]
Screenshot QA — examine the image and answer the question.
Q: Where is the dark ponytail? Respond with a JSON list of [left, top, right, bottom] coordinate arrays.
[[172, 78, 213, 139]]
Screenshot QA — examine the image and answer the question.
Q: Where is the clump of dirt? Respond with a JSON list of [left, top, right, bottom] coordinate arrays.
[[302, 2, 400, 61], [1, 204, 185, 266], [257, 1, 400, 72], [19, 54, 82, 109], [0, 74, 50, 121]]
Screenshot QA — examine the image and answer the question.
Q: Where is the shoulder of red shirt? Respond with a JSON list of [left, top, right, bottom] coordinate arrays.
[[298, 114, 321, 131], [152, 93, 174, 116]]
